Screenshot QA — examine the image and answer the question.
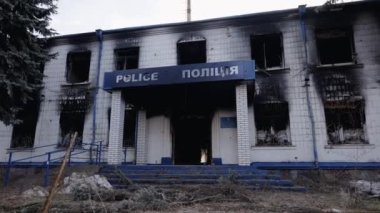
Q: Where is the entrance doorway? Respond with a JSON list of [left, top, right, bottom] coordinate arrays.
[[173, 113, 211, 165]]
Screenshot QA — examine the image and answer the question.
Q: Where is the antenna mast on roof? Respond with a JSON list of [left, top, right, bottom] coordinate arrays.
[[187, 0, 191, 22]]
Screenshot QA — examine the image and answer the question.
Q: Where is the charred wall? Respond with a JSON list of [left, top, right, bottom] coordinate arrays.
[[314, 68, 366, 144], [310, 6, 378, 145], [254, 72, 291, 146]]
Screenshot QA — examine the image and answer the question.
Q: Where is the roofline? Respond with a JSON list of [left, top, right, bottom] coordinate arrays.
[[101, 7, 299, 36], [51, 0, 376, 41], [52, 7, 300, 40]]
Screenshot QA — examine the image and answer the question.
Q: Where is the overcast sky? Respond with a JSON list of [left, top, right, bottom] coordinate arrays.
[[50, 0, 360, 35]]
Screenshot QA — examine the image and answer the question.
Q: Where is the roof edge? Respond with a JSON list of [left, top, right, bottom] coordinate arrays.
[[50, 0, 376, 41]]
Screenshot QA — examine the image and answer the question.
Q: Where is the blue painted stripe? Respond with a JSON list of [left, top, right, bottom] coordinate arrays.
[[3, 161, 380, 170], [251, 162, 380, 170]]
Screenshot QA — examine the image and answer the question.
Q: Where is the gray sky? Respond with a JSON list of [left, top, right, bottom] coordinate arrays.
[[50, 0, 359, 35]]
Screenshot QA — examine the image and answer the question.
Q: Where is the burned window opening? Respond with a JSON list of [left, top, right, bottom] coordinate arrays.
[[115, 47, 139, 70], [316, 71, 366, 144], [254, 78, 285, 103], [58, 86, 90, 148], [316, 29, 355, 65], [177, 40, 206, 65], [58, 111, 85, 147], [251, 33, 283, 70], [123, 104, 137, 148], [59, 86, 92, 113], [11, 95, 40, 148], [322, 74, 358, 102], [316, 71, 361, 103], [66, 51, 91, 83], [254, 102, 291, 146], [325, 100, 367, 145]]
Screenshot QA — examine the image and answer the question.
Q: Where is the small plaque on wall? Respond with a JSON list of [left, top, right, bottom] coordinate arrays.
[[220, 117, 237, 128]]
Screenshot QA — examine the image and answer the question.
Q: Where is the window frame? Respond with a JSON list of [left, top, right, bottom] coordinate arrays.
[[58, 110, 86, 148], [114, 47, 140, 70], [324, 99, 367, 145], [66, 51, 92, 83], [254, 101, 291, 146], [250, 33, 284, 70], [316, 28, 356, 65], [10, 94, 40, 148], [177, 38, 207, 65]]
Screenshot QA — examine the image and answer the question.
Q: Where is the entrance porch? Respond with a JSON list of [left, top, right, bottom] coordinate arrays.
[[104, 61, 255, 166]]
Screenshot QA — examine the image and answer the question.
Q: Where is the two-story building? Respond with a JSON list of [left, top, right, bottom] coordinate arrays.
[[1, 0, 380, 169]]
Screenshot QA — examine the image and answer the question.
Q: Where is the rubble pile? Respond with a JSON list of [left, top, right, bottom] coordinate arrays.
[[59, 172, 113, 194], [22, 186, 48, 197], [350, 180, 380, 197]]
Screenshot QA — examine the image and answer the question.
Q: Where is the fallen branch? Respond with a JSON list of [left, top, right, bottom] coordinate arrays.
[[237, 192, 255, 203], [2, 202, 42, 212], [173, 194, 222, 205]]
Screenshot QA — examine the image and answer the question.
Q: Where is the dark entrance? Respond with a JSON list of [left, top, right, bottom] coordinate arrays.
[[173, 113, 211, 165], [123, 81, 238, 165]]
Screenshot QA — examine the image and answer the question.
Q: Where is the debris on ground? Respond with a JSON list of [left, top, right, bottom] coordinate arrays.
[[1, 168, 380, 212], [322, 208, 342, 213], [350, 180, 380, 197], [59, 172, 113, 194], [22, 186, 49, 197]]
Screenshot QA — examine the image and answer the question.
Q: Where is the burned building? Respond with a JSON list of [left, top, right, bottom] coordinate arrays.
[[1, 0, 380, 168]]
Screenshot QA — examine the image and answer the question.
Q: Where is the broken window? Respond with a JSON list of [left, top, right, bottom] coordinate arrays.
[[11, 95, 40, 148], [316, 28, 355, 65], [251, 33, 283, 70], [322, 74, 357, 101], [325, 100, 366, 144], [254, 102, 291, 146], [316, 71, 366, 144], [58, 111, 85, 147], [59, 86, 91, 113], [115, 47, 139, 70], [177, 39, 206, 65], [123, 104, 137, 147], [66, 51, 91, 83], [58, 86, 90, 147], [254, 77, 284, 103]]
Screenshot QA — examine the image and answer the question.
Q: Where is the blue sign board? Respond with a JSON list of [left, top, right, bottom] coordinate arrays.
[[220, 117, 237, 128], [103, 60, 255, 90]]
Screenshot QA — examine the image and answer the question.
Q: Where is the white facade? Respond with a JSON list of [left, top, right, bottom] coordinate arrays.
[[1, 2, 380, 167]]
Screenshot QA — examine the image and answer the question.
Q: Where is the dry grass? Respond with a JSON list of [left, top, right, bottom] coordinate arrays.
[[1, 168, 380, 212]]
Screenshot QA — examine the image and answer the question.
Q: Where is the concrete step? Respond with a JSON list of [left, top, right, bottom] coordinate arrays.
[[99, 165, 304, 191], [245, 185, 307, 192], [103, 173, 282, 180], [100, 165, 271, 175], [101, 170, 270, 176], [102, 165, 263, 170], [108, 178, 293, 187], [110, 184, 306, 192]]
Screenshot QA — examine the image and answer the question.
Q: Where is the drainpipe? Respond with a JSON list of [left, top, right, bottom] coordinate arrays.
[[91, 29, 103, 163], [299, 5, 319, 169]]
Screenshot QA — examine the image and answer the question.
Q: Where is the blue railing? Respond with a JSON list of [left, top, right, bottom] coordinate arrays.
[[4, 141, 105, 187]]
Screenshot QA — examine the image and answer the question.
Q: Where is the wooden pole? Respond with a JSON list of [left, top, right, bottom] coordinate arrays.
[[42, 132, 78, 213]]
